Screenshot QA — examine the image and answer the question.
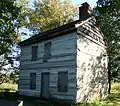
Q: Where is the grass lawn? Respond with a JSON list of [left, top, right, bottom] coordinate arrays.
[[0, 83, 18, 92], [79, 83, 120, 106], [0, 83, 120, 106]]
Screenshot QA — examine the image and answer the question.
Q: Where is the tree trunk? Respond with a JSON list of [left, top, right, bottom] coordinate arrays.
[[108, 56, 111, 94]]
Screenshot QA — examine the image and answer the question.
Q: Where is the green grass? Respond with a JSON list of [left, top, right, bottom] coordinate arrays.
[[0, 83, 18, 92], [78, 83, 120, 106], [0, 83, 120, 106]]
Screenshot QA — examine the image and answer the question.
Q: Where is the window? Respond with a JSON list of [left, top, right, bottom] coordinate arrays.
[[30, 73, 36, 89], [31, 46, 38, 60], [58, 72, 68, 92], [43, 42, 51, 62]]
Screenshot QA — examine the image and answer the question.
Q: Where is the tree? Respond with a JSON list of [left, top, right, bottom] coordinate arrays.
[[0, 0, 22, 84], [25, 0, 78, 32], [95, 0, 120, 93], [96, 0, 120, 16], [0, 0, 21, 54]]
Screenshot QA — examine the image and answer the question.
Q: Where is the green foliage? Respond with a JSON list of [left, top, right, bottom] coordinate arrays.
[[0, 0, 22, 84], [97, 0, 120, 16], [0, 83, 18, 92], [25, 0, 78, 32], [95, 0, 120, 82], [16, 0, 31, 27], [0, 0, 21, 55], [9, 72, 19, 84]]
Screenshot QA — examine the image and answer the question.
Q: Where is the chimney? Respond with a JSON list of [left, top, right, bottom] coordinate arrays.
[[79, 2, 92, 20]]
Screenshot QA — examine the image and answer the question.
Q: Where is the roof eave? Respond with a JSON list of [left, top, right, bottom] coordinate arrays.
[[19, 26, 77, 46]]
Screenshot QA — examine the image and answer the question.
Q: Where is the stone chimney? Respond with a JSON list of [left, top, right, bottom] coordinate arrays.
[[79, 2, 92, 20]]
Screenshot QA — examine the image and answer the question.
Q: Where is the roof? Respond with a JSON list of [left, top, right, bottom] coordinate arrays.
[[19, 16, 97, 46], [19, 20, 81, 46]]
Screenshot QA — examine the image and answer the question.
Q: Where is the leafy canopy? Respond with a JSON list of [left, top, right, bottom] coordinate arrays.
[[0, 0, 21, 55], [0, 0, 22, 84], [26, 0, 78, 32], [95, 0, 120, 81]]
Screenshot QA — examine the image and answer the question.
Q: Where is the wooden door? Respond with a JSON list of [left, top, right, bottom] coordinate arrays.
[[41, 72, 50, 99]]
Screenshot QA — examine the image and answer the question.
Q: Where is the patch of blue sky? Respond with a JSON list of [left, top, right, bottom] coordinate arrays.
[[30, 0, 97, 8], [72, 0, 97, 8]]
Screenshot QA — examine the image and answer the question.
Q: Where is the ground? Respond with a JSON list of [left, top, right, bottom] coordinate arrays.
[[0, 83, 120, 106], [79, 83, 120, 106], [0, 99, 35, 106]]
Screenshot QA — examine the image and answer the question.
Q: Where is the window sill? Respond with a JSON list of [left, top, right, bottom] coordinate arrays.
[[43, 56, 51, 63]]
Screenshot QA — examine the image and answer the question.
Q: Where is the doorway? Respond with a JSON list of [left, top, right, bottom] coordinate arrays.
[[41, 72, 50, 99]]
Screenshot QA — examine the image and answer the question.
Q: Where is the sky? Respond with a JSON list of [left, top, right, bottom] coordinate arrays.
[[72, 0, 97, 8], [30, 0, 97, 8]]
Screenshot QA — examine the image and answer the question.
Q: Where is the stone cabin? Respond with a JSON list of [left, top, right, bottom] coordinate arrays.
[[18, 2, 109, 103]]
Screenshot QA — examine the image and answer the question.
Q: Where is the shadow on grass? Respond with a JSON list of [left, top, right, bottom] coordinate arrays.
[[0, 92, 71, 106], [101, 92, 120, 106], [78, 92, 120, 106], [0, 90, 120, 106], [0, 92, 40, 101]]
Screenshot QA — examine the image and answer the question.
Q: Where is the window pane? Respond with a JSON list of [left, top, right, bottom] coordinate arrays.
[[32, 46, 38, 60], [30, 73, 36, 89], [44, 42, 51, 58], [58, 72, 68, 92]]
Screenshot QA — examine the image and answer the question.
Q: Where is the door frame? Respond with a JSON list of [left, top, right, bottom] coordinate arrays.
[[40, 72, 50, 99]]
